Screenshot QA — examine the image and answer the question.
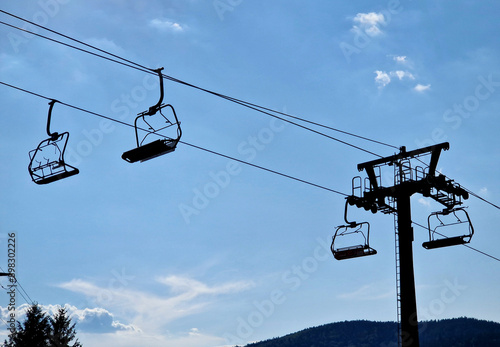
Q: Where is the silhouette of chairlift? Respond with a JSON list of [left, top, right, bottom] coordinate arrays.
[[422, 207, 474, 249], [331, 200, 377, 260], [122, 68, 182, 163], [28, 100, 79, 185]]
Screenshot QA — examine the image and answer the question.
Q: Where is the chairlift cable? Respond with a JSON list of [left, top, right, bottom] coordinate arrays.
[[0, 265, 35, 305], [184, 90, 385, 158], [412, 156, 500, 211], [15, 280, 34, 305], [0, 20, 152, 75], [412, 221, 500, 262], [2, 79, 496, 211], [180, 141, 349, 196], [0, 9, 153, 73], [462, 188, 500, 210], [160, 73, 397, 150], [0, 12, 397, 155], [0, 80, 350, 197], [1, 81, 499, 273]]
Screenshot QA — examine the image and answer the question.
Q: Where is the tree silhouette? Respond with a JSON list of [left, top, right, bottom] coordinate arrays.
[[49, 307, 82, 347], [5, 304, 51, 347], [4, 304, 83, 347]]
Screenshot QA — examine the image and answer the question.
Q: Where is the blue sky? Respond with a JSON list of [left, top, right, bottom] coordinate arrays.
[[0, 1, 499, 346]]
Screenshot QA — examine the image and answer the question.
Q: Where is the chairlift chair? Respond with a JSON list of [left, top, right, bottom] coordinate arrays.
[[331, 199, 377, 260], [28, 100, 79, 184], [422, 207, 474, 249], [331, 222, 377, 260], [122, 68, 182, 163]]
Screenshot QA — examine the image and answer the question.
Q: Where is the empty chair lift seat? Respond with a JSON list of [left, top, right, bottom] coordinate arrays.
[[28, 100, 79, 185], [422, 235, 469, 250], [423, 207, 474, 250], [121, 67, 182, 164], [122, 138, 178, 163], [333, 245, 377, 260], [29, 158, 79, 185]]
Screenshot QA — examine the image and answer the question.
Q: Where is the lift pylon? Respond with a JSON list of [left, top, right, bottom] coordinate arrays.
[[334, 142, 473, 347]]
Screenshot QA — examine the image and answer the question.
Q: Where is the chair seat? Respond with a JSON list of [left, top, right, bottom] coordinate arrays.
[[122, 139, 176, 163], [32, 167, 79, 185], [333, 245, 377, 260], [422, 236, 468, 250]]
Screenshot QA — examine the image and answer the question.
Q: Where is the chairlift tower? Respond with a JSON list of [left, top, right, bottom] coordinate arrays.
[[332, 142, 472, 347]]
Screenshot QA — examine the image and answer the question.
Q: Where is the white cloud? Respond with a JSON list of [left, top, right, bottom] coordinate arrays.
[[390, 70, 415, 80], [375, 67, 419, 89], [58, 275, 254, 333], [353, 12, 386, 36], [374, 70, 391, 88], [149, 18, 185, 32], [393, 55, 407, 63], [0, 303, 226, 347], [414, 84, 431, 92], [0, 304, 137, 335], [70, 306, 140, 333]]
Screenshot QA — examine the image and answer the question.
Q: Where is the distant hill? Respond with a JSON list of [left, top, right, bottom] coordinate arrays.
[[243, 318, 500, 347]]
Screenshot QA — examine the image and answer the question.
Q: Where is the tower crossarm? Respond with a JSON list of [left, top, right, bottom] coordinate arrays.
[[357, 142, 449, 173]]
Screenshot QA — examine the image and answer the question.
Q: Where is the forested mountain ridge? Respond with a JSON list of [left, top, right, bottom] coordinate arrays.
[[243, 317, 500, 347]]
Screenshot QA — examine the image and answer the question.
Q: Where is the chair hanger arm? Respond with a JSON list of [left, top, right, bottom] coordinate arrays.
[[46, 100, 59, 139], [148, 67, 165, 115]]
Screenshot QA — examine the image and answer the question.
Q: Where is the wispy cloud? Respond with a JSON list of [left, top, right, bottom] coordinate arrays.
[[158, 275, 253, 296], [149, 18, 185, 32], [352, 12, 386, 36], [337, 283, 393, 301], [414, 84, 431, 92], [78, 328, 226, 347], [58, 275, 254, 332]]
